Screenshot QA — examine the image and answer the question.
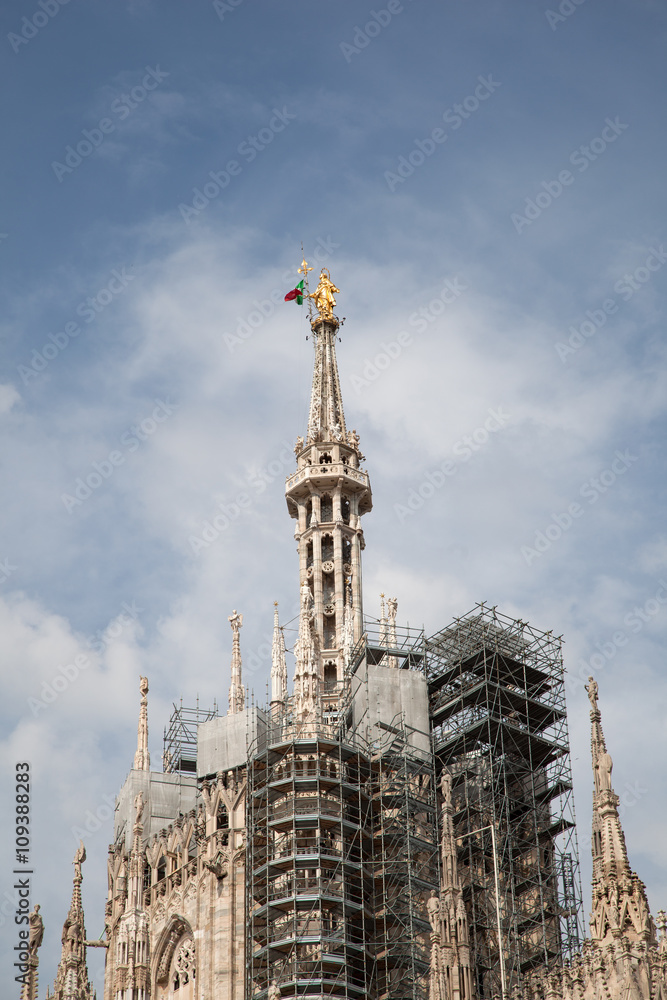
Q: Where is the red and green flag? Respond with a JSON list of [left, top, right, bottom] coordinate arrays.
[[284, 280, 305, 305]]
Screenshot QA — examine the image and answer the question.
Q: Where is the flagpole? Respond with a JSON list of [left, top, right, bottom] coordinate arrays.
[[298, 244, 314, 325]]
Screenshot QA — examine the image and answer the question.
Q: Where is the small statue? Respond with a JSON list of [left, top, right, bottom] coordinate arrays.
[[585, 676, 599, 709], [294, 436, 304, 456], [134, 790, 144, 825], [74, 840, 86, 878], [440, 771, 452, 805], [28, 904, 44, 955], [427, 890, 441, 935], [228, 609, 243, 633], [269, 980, 281, 1000], [309, 269, 340, 319], [597, 751, 613, 792]]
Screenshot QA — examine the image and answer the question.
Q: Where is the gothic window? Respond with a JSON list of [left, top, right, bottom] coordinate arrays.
[[319, 452, 332, 465], [342, 539, 351, 563], [323, 615, 336, 649], [324, 662, 337, 693], [321, 534, 334, 562], [168, 940, 196, 998], [217, 803, 229, 846], [341, 497, 350, 524], [323, 572, 335, 610], [321, 494, 333, 521], [306, 541, 313, 568]]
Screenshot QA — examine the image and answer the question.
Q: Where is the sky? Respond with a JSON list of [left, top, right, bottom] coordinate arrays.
[[1, 0, 666, 992]]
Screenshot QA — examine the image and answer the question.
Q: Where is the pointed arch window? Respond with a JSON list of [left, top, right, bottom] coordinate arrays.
[[321, 494, 333, 522]]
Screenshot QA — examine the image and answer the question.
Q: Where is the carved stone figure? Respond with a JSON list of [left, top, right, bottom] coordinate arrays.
[[134, 790, 144, 825], [586, 676, 599, 709], [598, 751, 613, 792], [427, 890, 441, 936], [29, 904, 44, 955], [228, 609, 243, 632]]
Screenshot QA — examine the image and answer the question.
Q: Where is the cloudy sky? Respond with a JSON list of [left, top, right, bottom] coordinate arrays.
[[1, 0, 666, 991]]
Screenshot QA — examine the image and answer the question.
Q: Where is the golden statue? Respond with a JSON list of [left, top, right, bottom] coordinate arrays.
[[309, 269, 339, 319]]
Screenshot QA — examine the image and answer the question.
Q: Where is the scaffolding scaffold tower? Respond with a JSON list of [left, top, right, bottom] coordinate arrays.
[[425, 604, 584, 999]]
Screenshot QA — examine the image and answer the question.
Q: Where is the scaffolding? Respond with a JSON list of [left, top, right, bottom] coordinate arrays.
[[162, 699, 219, 774], [348, 623, 440, 1000], [246, 723, 375, 1000], [246, 620, 440, 1000], [368, 715, 439, 1000], [425, 604, 583, 999]]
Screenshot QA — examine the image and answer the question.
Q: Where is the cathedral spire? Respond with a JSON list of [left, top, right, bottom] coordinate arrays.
[[133, 675, 150, 771], [228, 610, 245, 714], [293, 582, 320, 725], [128, 791, 145, 910], [428, 771, 473, 1000], [285, 265, 372, 719], [306, 269, 346, 444], [270, 601, 287, 716], [50, 843, 94, 1000], [585, 677, 654, 945]]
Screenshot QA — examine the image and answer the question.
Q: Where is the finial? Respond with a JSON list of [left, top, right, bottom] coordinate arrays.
[[133, 675, 150, 771], [228, 610, 245, 714], [298, 257, 313, 280]]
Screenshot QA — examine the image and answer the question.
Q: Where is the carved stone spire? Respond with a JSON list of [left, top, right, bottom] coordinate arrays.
[[293, 581, 320, 726], [21, 904, 44, 1000], [133, 675, 150, 771], [270, 601, 287, 716], [285, 267, 372, 719], [50, 842, 94, 1000], [128, 791, 145, 910], [228, 610, 245, 715], [429, 770, 473, 1000], [116, 791, 150, 996], [586, 677, 654, 946], [379, 593, 388, 645]]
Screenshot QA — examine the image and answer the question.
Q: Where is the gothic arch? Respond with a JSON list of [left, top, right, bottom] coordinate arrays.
[[153, 913, 195, 992]]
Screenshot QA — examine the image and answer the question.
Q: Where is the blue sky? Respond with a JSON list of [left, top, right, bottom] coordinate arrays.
[[1, 0, 666, 991]]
